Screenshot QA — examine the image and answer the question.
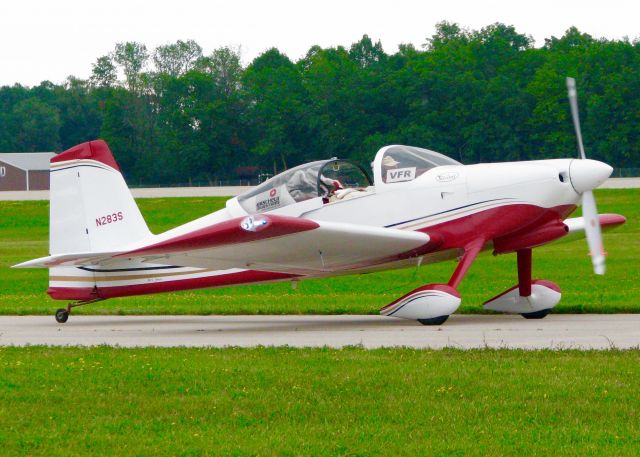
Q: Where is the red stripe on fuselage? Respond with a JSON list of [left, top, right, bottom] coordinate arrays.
[[48, 270, 299, 300], [416, 203, 576, 250]]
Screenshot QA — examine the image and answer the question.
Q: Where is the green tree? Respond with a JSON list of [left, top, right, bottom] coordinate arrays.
[[55, 77, 103, 150], [113, 42, 149, 93], [196, 46, 243, 96], [243, 48, 308, 173], [0, 84, 30, 151], [11, 97, 61, 151], [153, 40, 203, 77], [349, 35, 386, 68], [0, 25, 637, 183], [90, 55, 117, 88]]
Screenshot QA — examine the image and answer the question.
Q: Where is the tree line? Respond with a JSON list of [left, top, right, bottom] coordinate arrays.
[[1, 22, 638, 185]]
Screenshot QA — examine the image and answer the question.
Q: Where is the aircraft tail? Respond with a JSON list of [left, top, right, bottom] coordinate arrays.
[[49, 140, 151, 255]]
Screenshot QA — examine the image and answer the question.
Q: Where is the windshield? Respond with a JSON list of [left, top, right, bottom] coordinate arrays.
[[381, 145, 461, 183], [318, 160, 371, 195]]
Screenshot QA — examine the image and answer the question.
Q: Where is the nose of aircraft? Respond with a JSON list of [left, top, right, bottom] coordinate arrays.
[[569, 159, 613, 193]]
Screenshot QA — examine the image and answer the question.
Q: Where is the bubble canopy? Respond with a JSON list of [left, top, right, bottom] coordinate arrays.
[[237, 159, 372, 214]]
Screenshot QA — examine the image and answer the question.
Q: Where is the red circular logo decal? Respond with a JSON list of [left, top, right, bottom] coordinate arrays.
[[269, 188, 277, 197]]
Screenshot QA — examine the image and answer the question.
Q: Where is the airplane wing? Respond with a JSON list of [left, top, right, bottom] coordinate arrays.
[[14, 214, 436, 274]]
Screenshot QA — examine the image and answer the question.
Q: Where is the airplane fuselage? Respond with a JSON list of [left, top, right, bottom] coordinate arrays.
[[46, 158, 588, 301]]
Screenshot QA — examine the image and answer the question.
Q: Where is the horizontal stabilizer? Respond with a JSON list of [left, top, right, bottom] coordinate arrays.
[[13, 251, 123, 269]]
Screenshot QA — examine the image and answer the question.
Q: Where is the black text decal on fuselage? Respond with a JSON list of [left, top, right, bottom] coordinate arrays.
[[96, 212, 124, 227]]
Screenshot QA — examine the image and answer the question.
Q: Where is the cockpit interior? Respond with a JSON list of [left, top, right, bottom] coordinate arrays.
[[236, 145, 461, 214]]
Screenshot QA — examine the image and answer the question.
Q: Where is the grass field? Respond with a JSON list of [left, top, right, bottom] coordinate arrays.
[[1, 189, 638, 315], [0, 346, 638, 456]]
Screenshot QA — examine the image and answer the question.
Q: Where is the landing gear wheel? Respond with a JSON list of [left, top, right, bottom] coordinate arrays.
[[55, 308, 69, 324], [521, 309, 551, 319], [418, 315, 449, 326]]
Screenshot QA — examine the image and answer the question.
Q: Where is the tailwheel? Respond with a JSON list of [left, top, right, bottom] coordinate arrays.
[[418, 315, 450, 326], [55, 308, 69, 323], [521, 309, 551, 319], [53, 297, 103, 323]]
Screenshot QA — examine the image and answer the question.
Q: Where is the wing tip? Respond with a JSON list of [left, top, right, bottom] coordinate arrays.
[[12, 258, 50, 268]]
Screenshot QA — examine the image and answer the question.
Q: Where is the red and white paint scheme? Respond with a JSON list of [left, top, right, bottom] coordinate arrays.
[[14, 79, 627, 324], [380, 285, 461, 326], [483, 280, 562, 317]]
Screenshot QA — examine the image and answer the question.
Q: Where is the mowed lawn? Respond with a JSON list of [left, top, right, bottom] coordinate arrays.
[[0, 189, 638, 315], [0, 347, 638, 456]]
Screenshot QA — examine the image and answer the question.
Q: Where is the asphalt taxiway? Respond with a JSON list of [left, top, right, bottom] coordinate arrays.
[[0, 314, 638, 349]]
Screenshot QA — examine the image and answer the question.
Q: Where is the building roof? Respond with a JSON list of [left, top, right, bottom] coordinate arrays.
[[0, 152, 57, 171]]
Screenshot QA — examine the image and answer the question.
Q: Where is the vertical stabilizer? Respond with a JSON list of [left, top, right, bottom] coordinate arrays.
[[49, 140, 151, 254]]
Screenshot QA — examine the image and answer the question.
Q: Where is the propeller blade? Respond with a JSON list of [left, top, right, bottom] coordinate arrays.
[[566, 77, 587, 160], [582, 190, 605, 275], [567, 77, 606, 275]]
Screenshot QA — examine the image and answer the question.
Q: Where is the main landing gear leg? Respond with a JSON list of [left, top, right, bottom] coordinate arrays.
[[448, 239, 485, 290], [380, 239, 485, 326], [55, 298, 103, 323], [417, 239, 485, 326], [517, 249, 549, 319]]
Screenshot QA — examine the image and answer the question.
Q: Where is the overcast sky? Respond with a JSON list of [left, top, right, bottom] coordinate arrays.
[[1, 0, 638, 87]]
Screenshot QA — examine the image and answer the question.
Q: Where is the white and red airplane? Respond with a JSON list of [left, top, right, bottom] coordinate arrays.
[[15, 78, 626, 324]]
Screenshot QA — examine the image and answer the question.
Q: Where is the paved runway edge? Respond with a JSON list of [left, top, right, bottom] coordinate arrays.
[[0, 314, 639, 349]]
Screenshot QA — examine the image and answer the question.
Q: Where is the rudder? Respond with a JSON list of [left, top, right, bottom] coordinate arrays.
[[49, 140, 151, 254]]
